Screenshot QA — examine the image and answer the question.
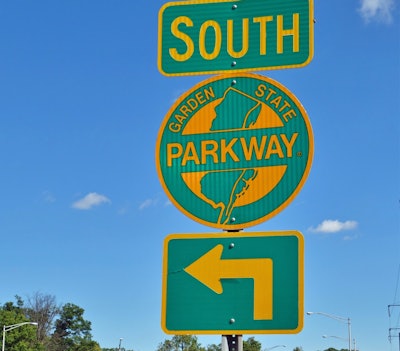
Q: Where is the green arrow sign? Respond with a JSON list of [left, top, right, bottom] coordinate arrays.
[[185, 244, 273, 320], [158, 0, 314, 76], [161, 231, 304, 334]]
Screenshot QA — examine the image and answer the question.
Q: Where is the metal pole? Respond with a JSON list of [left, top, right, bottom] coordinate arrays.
[[308, 312, 352, 351], [221, 228, 243, 351], [222, 335, 243, 351], [2, 323, 38, 351], [2, 325, 5, 351], [347, 318, 352, 351]]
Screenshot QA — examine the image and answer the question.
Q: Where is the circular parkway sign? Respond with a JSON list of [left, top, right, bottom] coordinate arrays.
[[156, 73, 313, 230]]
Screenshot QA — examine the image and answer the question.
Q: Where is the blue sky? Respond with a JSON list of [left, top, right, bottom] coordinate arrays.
[[0, 0, 399, 351]]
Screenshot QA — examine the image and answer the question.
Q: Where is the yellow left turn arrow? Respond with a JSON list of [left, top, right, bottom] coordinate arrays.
[[184, 244, 273, 320]]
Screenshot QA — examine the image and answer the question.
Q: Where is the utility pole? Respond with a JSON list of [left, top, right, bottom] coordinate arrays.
[[388, 304, 400, 351], [389, 328, 400, 351]]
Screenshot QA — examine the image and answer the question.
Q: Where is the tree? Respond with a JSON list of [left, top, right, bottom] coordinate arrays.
[[1, 294, 102, 351], [24, 292, 60, 345], [173, 336, 202, 351], [52, 303, 93, 351], [157, 336, 203, 351], [157, 340, 174, 351], [75, 339, 102, 351], [243, 337, 261, 351], [0, 297, 40, 351], [205, 344, 220, 351]]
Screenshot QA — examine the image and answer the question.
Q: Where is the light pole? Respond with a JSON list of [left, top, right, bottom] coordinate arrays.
[[2, 322, 38, 351], [307, 311, 352, 351], [323, 335, 357, 351], [118, 338, 123, 351], [264, 345, 286, 351], [323, 334, 347, 341]]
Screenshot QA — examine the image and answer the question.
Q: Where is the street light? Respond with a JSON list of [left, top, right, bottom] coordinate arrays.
[[2, 322, 38, 351], [323, 335, 357, 351], [307, 311, 352, 351], [264, 346, 286, 351], [323, 334, 347, 341], [118, 337, 123, 351]]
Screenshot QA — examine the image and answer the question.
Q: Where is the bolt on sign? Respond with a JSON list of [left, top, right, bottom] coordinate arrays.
[[155, 73, 313, 230], [158, 0, 314, 76], [161, 231, 304, 334]]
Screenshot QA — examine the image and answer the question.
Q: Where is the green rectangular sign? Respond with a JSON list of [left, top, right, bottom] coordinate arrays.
[[158, 0, 314, 76], [161, 231, 304, 334]]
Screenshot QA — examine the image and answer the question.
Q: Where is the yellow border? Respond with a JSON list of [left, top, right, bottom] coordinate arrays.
[[158, 0, 314, 76], [161, 230, 304, 334], [155, 72, 314, 230]]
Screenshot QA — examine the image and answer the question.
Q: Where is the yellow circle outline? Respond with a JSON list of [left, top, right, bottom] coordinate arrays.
[[155, 72, 314, 230]]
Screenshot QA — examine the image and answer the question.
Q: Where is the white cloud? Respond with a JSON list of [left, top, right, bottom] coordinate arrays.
[[358, 0, 395, 23], [72, 192, 111, 210], [139, 198, 159, 210], [138, 194, 172, 211], [309, 219, 358, 233], [138, 196, 173, 210]]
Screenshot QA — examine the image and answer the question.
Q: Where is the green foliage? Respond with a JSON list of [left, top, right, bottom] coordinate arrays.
[[52, 303, 93, 351], [0, 298, 40, 351], [75, 340, 102, 351], [204, 344, 220, 351], [243, 337, 261, 351], [157, 335, 203, 351], [54, 303, 92, 341], [1, 294, 98, 351]]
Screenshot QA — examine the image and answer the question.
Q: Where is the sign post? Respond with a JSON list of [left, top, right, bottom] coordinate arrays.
[[157, 0, 314, 343]]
